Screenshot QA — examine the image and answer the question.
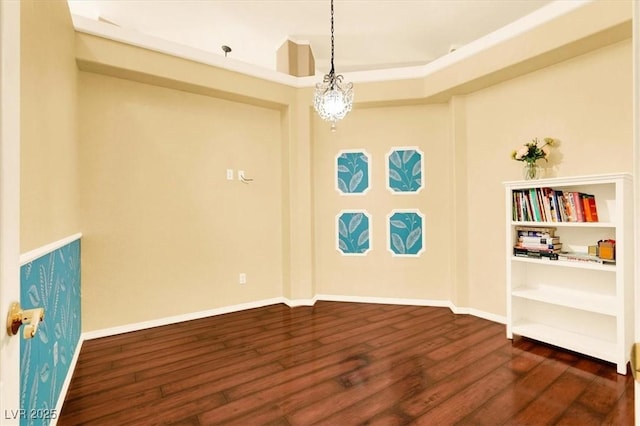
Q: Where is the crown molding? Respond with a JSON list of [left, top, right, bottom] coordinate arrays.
[[71, 0, 593, 88]]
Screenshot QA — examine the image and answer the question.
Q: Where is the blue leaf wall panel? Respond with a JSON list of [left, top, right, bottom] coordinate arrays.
[[389, 212, 424, 256], [337, 151, 370, 194], [20, 239, 81, 426], [388, 148, 423, 193], [338, 212, 371, 254]]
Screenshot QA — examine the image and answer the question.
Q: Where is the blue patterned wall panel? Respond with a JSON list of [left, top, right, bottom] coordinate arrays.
[[337, 210, 372, 255], [386, 147, 424, 194], [336, 150, 371, 195], [388, 210, 425, 256], [20, 239, 81, 425]]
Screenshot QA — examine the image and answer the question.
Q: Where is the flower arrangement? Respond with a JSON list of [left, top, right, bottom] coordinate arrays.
[[511, 137, 555, 180], [511, 137, 554, 164]]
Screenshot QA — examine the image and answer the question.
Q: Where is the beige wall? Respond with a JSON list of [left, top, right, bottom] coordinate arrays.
[[313, 105, 453, 300], [464, 39, 633, 315], [21, 0, 80, 252], [78, 72, 285, 330]]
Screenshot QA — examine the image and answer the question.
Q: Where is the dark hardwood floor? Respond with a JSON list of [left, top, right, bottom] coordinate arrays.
[[58, 302, 633, 425]]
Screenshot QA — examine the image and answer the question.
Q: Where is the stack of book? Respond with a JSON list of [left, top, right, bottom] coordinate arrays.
[[513, 226, 560, 260], [512, 187, 599, 222]]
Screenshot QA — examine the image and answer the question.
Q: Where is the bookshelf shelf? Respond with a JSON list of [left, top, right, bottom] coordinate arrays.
[[510, 256, 617, 272], [505, 173, 632, 375], [511, 287, 616, 316], [511, 322, 616, 363], [511, 221, 615, 228]]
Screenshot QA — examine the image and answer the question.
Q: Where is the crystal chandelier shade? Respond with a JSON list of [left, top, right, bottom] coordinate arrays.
[[313, 0, 353, 130]]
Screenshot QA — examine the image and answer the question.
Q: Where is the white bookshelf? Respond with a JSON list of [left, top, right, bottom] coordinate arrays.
[[504, 173, 633, 374]]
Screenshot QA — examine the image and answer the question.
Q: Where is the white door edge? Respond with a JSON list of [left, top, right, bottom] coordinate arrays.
[[0, 1, 22, 424]]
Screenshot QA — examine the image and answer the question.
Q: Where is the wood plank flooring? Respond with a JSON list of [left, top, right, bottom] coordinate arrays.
[[58, 302, 634, 425]]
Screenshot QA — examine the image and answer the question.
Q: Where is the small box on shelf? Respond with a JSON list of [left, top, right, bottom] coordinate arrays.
[[598, 240, 615, 261]]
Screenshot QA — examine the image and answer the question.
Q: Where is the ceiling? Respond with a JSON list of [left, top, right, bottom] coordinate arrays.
[[67, 0, 553, 75]]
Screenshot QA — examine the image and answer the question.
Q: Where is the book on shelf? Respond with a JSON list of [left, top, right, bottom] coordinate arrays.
[[512, 189, 532, 222], [529, 189, 542, 222], [511, 186, 599, 223], [563, 191, 577, 222], [582, 196, 593, 222], [584, 194, 599, 221], [540, 188, 553, 222], [516, 242, 562, 251], [513, 247, 559, 260], [573, 192, 586, 221], [555, 191, 567, 222], [517, 235, 561, 249], [524, 192, 533, 221], [515, 225, 556, 237], [518, 235, 560, 244], [557, 251, 615, 265]]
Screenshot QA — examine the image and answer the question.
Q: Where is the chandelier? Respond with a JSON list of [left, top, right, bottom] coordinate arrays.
[[313, 0, 353, 131]]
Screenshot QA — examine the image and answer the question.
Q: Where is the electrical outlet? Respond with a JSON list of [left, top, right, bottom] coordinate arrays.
[[226, 169, 234, 180], [239, 273, 247, 284]]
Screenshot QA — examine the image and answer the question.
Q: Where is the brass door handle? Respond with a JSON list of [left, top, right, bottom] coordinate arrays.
[[631, 343, 640, 381], [6, 302, 44, 339]]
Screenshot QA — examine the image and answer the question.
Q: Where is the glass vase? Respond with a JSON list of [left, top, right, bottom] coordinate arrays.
[[523, 162, 542, 180]]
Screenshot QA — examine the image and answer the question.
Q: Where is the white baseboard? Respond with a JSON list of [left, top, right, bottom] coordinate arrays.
[[51, 337, 84, 426], [82, 297, 288, 340], [283, 297, 317, 307], [458, 307, 507, 324], [316, 294, 506, 324], [315, 294, 454, 308], [83, 294, 506, 340]]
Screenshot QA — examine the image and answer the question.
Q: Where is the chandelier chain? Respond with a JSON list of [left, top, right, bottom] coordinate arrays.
[[312, 0, 353, 130], [330, 0, 335, 74]]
